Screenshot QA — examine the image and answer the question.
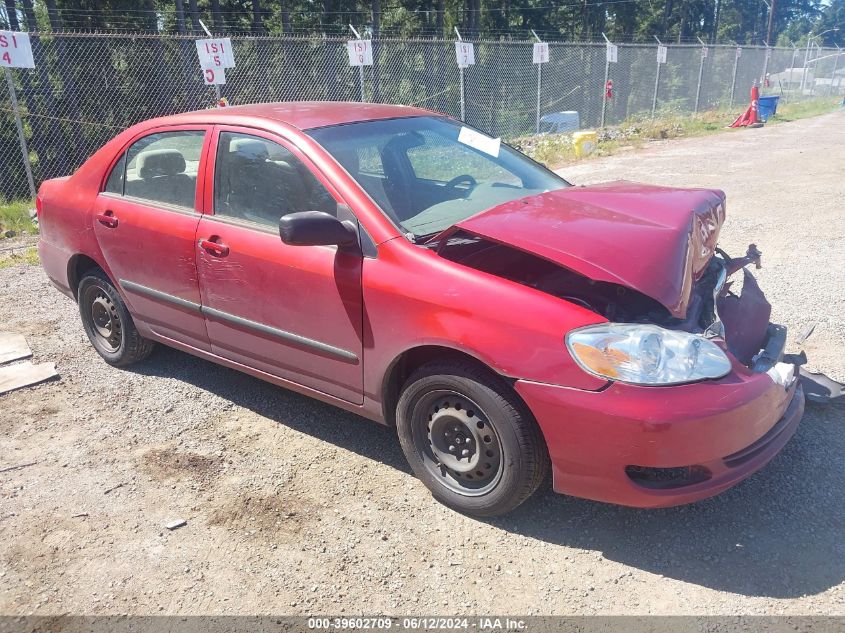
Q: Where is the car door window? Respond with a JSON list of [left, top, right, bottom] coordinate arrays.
[[123, 131, 205, 209], [104, 153, 126, 194], [214, 132, 336, 228]]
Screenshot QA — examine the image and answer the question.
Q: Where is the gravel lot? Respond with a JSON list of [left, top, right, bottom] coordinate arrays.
[[1, 111, 843, 616]]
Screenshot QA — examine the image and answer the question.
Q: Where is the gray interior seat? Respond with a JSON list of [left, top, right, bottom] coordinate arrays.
[[126, 149, 195, 208], [223, 138, 311, 224]]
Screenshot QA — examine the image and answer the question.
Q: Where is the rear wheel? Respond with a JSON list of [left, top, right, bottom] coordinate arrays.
[[396, 361, 549, 517], [78, 269, 154, 366]]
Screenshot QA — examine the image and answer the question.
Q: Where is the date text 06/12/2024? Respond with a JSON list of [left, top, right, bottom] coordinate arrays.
[[307, 617, 527, 630]]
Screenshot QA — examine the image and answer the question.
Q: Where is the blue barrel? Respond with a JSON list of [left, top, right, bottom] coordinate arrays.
[[757, 95, 780, 121]]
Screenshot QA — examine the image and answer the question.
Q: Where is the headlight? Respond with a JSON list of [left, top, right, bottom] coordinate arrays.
[[566, 323, 732, 385]]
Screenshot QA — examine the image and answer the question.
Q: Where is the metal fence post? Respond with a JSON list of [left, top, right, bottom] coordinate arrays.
[[198, 20, 222, 104], [790, 45, 799, 95], [600, 34, 611, 127], [810, 43, 820, 96], [455, 28, 465, 121], [536, 62, 542, 133], [694, 37, 707, 113], [349, 25, 366, 102], [729, 46, 741, 109], [651, 36, 663, 119], [830, 46, 841, 96], [459, 66, 465, 120], [532, 30, 543, 134], [800, 38, 811, 94], [4, 68, 36, 199], [761, 45, 771, 90]]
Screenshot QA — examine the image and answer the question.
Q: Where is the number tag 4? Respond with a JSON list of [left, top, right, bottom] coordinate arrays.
[[0, 31, 35, 68]]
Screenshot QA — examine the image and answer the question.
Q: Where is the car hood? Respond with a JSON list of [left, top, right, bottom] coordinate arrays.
[[451, 181, 726, 318]]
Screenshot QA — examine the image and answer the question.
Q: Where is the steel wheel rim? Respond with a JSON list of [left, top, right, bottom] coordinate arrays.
[[412, 390, 504, 497], [84, 285, 122, 353]]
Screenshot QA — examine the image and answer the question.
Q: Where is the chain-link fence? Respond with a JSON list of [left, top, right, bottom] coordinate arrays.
[[1, 32, 842, 201]]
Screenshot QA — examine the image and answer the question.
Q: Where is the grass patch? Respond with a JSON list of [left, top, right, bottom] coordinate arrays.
[[0, 246, 39, 269], [767, 96, 841, 123], [0, 199, 37, 237], [511, 96, 841, 169]]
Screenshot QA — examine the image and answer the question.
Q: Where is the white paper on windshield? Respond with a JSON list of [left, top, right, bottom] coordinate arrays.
[[458, 127, 500, 158]]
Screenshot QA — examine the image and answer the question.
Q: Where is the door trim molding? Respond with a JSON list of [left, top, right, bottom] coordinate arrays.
[[202, 307, 359, 364], [120, 279, 202, 313], [119, 279, 359, 364]]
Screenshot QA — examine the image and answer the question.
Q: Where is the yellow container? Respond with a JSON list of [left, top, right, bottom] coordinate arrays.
[[572, 130, 597, 158]]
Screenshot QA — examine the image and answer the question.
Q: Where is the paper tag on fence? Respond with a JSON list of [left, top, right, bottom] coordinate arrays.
[[458, 127, 500, 158], [0, 31, 34, 68], [533, 42, 549, 64], [196, 38, 235, 69], [736, 47, 742, 58], [455, 42, 475, 68], [657, 45, 667, 64], [606, 43, 618, 63], [701, 46, 709, 59], [203, 66, 226, 85], [347, 40, 373, 66]]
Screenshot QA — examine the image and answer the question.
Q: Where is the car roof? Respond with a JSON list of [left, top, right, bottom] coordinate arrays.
[[157, 101, 438, 131]]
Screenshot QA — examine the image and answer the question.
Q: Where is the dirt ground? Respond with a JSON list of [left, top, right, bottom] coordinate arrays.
[[1, 111, 844, 616]]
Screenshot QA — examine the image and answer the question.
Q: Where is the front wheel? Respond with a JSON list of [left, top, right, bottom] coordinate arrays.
[[78, 269, 155, 367], [396, 361, 549, 517]]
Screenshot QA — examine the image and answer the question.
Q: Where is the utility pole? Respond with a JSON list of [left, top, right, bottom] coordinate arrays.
[[765, 0, 777, 46]]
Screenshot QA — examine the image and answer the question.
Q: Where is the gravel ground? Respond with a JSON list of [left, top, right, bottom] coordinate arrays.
[[1, 111, 844, 616]]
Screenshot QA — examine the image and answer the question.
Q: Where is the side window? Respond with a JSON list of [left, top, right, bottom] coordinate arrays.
[[214, 132, 337, 228], [405, 131, 520, 186], [124, 130, 205, 209], [104, 153, 126, 194]]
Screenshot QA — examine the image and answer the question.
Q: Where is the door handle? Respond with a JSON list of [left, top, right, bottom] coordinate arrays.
[[96, 211, 118, 228], [198, 238, 230, 257]]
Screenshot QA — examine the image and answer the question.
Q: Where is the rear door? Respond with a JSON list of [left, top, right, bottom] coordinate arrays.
[[195, 126, 364, 403], [92, 126, 212, 351]]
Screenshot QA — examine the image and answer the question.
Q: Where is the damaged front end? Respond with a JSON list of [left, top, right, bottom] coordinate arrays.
[[434, 230, 800, 386]]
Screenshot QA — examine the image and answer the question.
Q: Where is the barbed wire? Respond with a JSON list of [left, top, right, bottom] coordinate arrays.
[[15, 30, 808, 50]]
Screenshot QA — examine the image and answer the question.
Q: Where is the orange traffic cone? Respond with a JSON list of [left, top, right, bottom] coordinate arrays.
[[729, 84, 763, 128]]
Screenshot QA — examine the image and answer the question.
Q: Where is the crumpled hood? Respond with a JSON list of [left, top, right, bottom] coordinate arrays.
[[452, 181, 726, 318]]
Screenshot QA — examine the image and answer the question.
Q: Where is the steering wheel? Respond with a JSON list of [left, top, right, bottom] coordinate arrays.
[[445, 174, 478, 198]]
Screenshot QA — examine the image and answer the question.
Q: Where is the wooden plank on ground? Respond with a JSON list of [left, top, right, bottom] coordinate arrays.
[[0, 332, 31, 364], [0, 362, 58, 395]]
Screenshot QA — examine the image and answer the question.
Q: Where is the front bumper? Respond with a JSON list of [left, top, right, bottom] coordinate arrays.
[[516, 356, 804, 508]]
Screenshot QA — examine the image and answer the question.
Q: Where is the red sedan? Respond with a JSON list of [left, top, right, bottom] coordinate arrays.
[[37, 102, 804, 516]]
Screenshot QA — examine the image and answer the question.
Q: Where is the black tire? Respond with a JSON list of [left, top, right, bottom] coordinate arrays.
[[396, 361, 550, 517], [77, 269, 155, 367]]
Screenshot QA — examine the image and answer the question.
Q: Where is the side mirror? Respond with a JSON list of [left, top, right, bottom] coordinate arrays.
[[279, 211, 358, 248]]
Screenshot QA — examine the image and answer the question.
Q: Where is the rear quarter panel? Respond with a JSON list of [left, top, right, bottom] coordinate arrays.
[[38, 126, 147, 295]]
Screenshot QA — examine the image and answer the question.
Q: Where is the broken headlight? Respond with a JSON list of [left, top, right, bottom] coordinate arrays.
[[566, 323, 732, 385]]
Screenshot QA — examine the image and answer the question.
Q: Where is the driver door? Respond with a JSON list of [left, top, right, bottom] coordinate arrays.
[[195, 127, 364, 404]]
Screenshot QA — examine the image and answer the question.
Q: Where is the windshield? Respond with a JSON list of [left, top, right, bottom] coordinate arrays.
[[307, 116, 570, 239]]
